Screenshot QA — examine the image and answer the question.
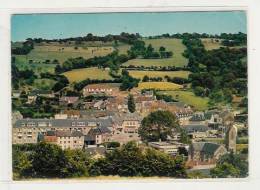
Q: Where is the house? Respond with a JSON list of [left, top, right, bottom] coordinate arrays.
[[83, 83, 118, 96], [181, 124, 209, 140], [59, 96, 79, 105], [204, 110, 222, 129], [27, 91, 38, 104], [27, 90, 55, 104], [54, 110, 81, 119], [148, 141, 189, 156], [188, 142, 228, 166], [135, 95, 155, 113], [12, 90, 21, 98], [93, 100, 106, 110], [44, 130, 84, 150], [112, 112, 142, 134], [84, 126, 111, 146], [188, 112, 206, 125], [105, 97, 128, 113]]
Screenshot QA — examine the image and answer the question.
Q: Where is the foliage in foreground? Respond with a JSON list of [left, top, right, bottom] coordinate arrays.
[[210, 152, 248, 178], [13, 141, 186, 179], [89, 142, 186, 178]]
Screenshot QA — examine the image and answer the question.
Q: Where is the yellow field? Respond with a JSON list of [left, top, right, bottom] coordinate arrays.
[[138, 82, 182, 90], [201, 38, 224, 50], [123, 38, 188, 67], [63, 67, 113, 83], [27, 45, 114, 63], [129, 70, 190, 79]]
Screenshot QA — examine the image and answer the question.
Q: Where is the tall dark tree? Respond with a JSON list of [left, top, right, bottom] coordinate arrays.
[[127, 94, 136, 113]]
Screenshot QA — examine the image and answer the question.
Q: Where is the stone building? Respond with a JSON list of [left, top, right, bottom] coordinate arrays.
[[188, 142, 228, 165], [12, 118, 113, 144], [44, 130, 84, 150]]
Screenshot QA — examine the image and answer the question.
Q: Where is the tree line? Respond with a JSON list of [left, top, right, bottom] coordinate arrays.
[[13, 141, 187, 179]]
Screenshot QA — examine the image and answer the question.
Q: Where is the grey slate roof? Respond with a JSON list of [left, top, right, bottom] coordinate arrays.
[[56, 130, 84, 137], [14, 118, 113, 128], [191, 142, 223, 155], [112, 112, 142, 125], [182, 124, 208, 133]]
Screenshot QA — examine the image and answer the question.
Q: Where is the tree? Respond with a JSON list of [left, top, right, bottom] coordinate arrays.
[[30, 142, 67, 178], [127, 94, 136, 113], [210, 152, 248, 178], [194, 86, 205, 97], [63, 149, 91, 177], [139, 110, 179, 142], [142, 75, 149, 82]]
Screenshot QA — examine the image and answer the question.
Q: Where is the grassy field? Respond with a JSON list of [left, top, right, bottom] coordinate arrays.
[[128, 70, 190, 80], [33, 79, 56, 90], [159, 90, 209, 111], [26, 45, 114, 63], [201, 38, 223, 50], [138, 82, 182, 91], [62, 67, 113, 83], [123, 38, 188, 67], [116, 44, 131, 55], [201, 38, 246, 50], [14, 55, 56, 74]]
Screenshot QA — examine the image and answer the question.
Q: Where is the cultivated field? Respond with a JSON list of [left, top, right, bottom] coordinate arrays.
[[26, 45, 114, 63], [128, 70, 190, 80], [159, 90, 209, 110], [62, 67, 113, 83], [123, 38, 188, 67], [137, 82, 182, 91]]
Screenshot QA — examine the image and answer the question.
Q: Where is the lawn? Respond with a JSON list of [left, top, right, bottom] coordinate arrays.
[[26, 45, 114, 63], [159, 90, 209, 111], [128, 70, 190, 80], [137, 82, 182, 91], [62, 67, 113, 83], [123, 38, 188, 67]]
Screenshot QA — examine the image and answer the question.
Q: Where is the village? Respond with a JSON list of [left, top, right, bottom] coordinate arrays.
[[12, 82, 248, 174]]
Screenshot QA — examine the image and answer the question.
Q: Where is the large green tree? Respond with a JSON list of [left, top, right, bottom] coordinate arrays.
[[210, 152, 248, 178], [138, 110, 179, 142]]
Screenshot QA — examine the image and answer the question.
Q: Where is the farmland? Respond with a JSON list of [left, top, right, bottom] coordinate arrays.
[[128, 70, 190, 80], [137, 82, 182, 91], [158, 90, 209, 110], [14, 55, 56, 74], [25, 45, 114, 63], [201, 38, 224, 50], [123, 38, 188, 67], [62, 67, 113, 83]]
